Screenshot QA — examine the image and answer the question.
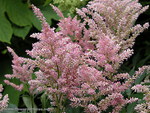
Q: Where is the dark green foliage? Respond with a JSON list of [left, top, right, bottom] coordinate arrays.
[[0, 0, 90, 44], [0, 0, 61, 43]]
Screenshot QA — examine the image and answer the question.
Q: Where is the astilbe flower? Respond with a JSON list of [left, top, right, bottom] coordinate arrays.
[[5, 4, 84, 112], [70, 0, 149, 112], [0, 84, 9, 111], [29, 4, 84, 107], [4, 0, 149, 113], [4, 47, 35, 91], [131, 66, 150, 113]]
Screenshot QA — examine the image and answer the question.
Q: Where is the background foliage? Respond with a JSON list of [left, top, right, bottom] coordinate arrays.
[[0, 0, 150, 113]]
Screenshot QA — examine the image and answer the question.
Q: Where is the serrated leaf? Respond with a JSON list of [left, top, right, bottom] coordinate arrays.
[[0, 13, 13, 43], [5, 0, 31, 26], [13, 25, 31, 39], [22, 95, 37, 113]]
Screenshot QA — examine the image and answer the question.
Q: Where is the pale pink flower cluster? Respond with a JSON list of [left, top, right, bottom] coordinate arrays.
[[132, 84, 150, 113], [4, 47, 34, 92], [132, 66, 150, 113], [70, 0, 149, 112], [0, 84, 9, 111], [4, 0, 149, 112]]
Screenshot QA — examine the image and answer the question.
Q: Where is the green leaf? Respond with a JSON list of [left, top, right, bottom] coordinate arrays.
[[13, 25, 32, 39], [0, 54, 12, 85], [137, 54, 150, 67], [131, 93, 144, 99], [28, 10, 42, 30], [3, 80, 21, 106], [1, 49, 7, 54], [132, 53, 140, 67], [0, 13, 13, 43], [0, 0, 6, 13], [129, 67, 135, 76], [29, 4, 61, 30], [5, 0, 31, 26], [41, 93, 49, 111], [66, 106, 83, 113], [135, 71, 148, 85], [1, 104, 18, 113], [127, 102, 137, 113], [40, 5, 60, 25], [22, 83, 30, 94], [126, 89, 132, 97], [41, 93, 46, 108], [120, 107, 127, 113], [44, 0, 52, 6], [140, 1, 150, 5], [22, 95, 37, 113]]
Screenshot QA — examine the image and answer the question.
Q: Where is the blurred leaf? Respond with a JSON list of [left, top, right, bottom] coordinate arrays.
[[5, 0, 31, 26], [131, 93, 144, 99], [41, 93, 47, 110], [137, 54, 150, 67], [126, 89, 132, 97], [143, 82, 150, 86], [3, 83, 21, 106], [66, 106, 83, 113], [129, 67, 135, 76], [0, 0, 6, 13], [135, 71, 148, 84], [127, 102, 137, 113], [40, 5, 60, 25], [140, 1, 150, 5], [120, 107, 127, 113], [30, 0, 45, 6], [132, 52, 140, 67], [22, 95, 37, 113], [28, 10, 42, 30], [18, 112, 30, 113], [1, 104, 18, 113], [44, 0, 52, 6], [29, 5, 60, 30], [1, 49, 7, 54], [0, 13, 13, 43], [0, 55, 12, 85], [13, 25, 32, 39], [22, 83, 30, 93], [0, 76, 5, 86]]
